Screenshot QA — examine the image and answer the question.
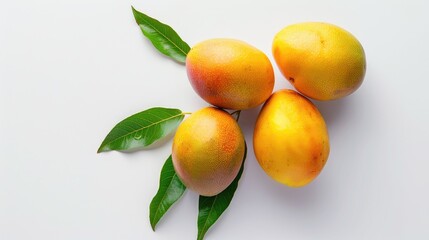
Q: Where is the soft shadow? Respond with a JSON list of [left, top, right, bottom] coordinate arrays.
[[265, 176, 330, 208], [313, 97, 350, 129], [238, 106, 262, 137]]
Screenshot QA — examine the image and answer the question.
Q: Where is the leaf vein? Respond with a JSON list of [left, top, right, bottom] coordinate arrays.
[[137, 18, 188, 56], [102, 113, 183, 148]]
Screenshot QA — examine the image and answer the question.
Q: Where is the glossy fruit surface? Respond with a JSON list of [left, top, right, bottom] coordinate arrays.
[[253, 89, 330, 187], [273, 22, 366, 100], [186, 39, 274, 110], [172, 107, 245, 196]]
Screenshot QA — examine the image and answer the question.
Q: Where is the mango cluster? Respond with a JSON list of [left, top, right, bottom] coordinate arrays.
[[172, 22, 366, 195]]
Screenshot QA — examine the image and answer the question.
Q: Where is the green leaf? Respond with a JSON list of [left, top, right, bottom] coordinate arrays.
[[97, 107, 185, 153], [197, 142, 247, 240], [150, 155, 186, 231], [132, 6, 191, 63]]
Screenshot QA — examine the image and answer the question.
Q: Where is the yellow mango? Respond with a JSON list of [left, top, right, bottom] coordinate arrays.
[[253, 89, 330, 187], [172, 107, 245, 196]]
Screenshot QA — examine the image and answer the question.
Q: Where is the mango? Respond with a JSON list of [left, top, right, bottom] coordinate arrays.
[[172, 107, 245, 196], [253, 89, 330, 187], [273, 22, 366, 100], [186, 39, 274, 110]]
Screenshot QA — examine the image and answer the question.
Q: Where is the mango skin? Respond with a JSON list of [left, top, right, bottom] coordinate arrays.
[[273, 22, 366, 100], [253, 89, 330, 187], [186, 39, 274, 110], [172, 107, 245, 196]]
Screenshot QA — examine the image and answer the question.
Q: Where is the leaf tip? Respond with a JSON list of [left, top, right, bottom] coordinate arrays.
[[131, 6, 141, 21], [96, 146, 103, 154], [149, 207, 159, 231], [97, 144, 108, 153], [131, 6, 137, 14], [150, 222, 156, 232]]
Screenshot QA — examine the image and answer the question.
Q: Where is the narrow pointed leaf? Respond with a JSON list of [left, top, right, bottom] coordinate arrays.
[[197, 142, 247, 240], [150, 155, 186, 230], [98, 108, 184, 153], [132, 6, 190, 63]]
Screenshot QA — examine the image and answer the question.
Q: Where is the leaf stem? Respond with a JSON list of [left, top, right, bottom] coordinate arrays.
[[231, 110, 241, 122], [235, 111, 241, 122]]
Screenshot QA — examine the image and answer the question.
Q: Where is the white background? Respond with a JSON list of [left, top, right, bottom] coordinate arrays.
[[1, 0, 428, 239]]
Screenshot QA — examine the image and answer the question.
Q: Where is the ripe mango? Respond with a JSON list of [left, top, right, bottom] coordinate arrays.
[[273, 22, 366, 100], [253, 89, 330, 187], [186, 39, 274, 110], [172, 107, 245, 196]]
